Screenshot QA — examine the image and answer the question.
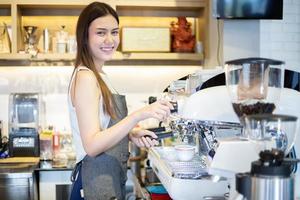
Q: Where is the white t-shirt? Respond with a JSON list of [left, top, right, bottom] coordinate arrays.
[[67, 66, 116, 163]]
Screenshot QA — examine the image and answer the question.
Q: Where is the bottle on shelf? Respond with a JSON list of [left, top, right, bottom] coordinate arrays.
[[43, 28, 50, 53], [56, 25, 68, 53], [52, 127, 60, 156]]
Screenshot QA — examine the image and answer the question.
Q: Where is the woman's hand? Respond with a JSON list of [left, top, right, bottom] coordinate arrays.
[[132, 100, 174, 122], [129, 128, 159, 148]]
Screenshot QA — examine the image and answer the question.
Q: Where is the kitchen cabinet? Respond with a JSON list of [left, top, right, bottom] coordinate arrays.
[[39, 170, 72, 200], [0, 0, 209, 64], [0, 162, 39, 200]]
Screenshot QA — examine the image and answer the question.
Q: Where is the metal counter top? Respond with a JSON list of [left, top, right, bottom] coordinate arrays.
[[0, 158, 75, 175], [37, 160, 76, 171], [0, 163, 38, 178]]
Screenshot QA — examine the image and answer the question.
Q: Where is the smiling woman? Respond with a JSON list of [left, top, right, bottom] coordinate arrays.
[[88, 16, 120, 64], [68, 2, 173, 200]]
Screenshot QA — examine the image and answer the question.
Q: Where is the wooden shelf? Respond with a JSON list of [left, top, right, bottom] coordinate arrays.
[[0, 53, 30, 60], [0, 52, 203, 61], [0, 0, 209, 65], [0, 53, 74, 61], [114, 52, 203, 60]]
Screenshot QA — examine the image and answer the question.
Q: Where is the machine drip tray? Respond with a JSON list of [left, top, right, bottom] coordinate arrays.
[[148, 147, 229, 200]]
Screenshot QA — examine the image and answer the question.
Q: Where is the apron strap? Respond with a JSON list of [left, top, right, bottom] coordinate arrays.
[[71, 161, 82, 182]]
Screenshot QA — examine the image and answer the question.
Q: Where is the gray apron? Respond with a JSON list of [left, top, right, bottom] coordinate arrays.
[[81, 94, 129, 200]]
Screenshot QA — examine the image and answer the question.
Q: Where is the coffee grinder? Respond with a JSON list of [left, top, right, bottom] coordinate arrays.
[[209, 58, 284, 174], [207, 58, 300, 199], [8, 93, 40, 157], [236, 114, 299, 200]]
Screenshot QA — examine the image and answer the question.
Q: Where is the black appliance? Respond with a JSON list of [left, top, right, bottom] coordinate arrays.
[[213, 0, 283, 20], [8, 129, 39, 157]]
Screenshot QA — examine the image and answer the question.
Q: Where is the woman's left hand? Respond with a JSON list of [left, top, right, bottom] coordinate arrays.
[[129, 128, 159, 148]]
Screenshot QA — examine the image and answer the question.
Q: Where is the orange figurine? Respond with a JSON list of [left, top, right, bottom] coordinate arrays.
[[170, 17, 195, 52]]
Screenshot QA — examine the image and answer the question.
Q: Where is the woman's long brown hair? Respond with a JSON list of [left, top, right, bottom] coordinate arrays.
[[74, 2, 119, 119]]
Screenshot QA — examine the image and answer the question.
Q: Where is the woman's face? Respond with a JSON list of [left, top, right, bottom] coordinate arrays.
[[88, 15, 119, 65]]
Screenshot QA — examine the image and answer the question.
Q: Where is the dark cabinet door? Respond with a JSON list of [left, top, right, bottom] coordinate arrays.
[[56, 184, 72, 200], [0, 176, 37, 200]]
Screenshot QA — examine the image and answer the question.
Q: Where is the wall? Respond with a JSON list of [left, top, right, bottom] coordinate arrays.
[[223, 20, 260, 62]]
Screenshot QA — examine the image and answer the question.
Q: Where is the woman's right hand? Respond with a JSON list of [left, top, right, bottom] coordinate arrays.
[[132, 100, 174, 122], [129, 128, 159, 148]]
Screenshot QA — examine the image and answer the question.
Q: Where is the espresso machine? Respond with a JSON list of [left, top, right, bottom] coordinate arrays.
[[146, 57, 299, 199], [8, 93, 40, 157]]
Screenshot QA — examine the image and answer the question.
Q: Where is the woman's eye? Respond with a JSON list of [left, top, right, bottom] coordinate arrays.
[[97, 32, 106, 36], [111, 31, 119, 36]]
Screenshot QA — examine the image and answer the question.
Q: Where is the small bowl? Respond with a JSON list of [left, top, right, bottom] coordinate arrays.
[[175, 144, 195, 161]]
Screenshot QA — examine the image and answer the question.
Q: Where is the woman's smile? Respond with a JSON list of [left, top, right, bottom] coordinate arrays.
[[100, 46, 115, 52]]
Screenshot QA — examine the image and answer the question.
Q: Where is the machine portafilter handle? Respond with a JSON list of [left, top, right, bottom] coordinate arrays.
[[145, 97, 180, 140], [147, 98, 207, 145]]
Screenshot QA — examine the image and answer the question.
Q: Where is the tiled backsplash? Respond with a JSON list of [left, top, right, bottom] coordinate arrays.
[[260, 0, 300, 72], [223, 0, 300, 72]]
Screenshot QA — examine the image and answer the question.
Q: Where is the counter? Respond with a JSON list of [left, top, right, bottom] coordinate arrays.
[[0, 157, 76, 200]]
